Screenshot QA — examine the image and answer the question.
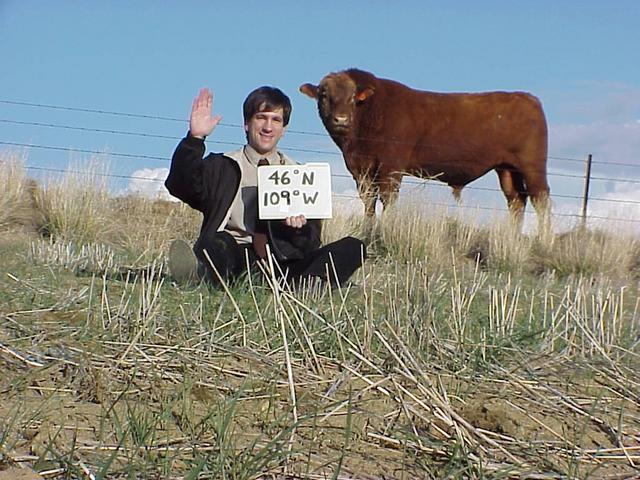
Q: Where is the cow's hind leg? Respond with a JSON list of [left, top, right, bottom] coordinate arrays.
[[451, 186, 463, 203], [497, 168, 527, 229], [523, 170, 551, 235]]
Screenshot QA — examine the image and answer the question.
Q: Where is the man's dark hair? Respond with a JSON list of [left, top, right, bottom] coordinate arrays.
[[243, 86, 292, 126]]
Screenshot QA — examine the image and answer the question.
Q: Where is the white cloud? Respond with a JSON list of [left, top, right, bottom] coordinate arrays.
[[550, 121, 640, 173], [549, 182, 640, 234], [549, 82, 640, 124], [127, 168, 176, 201], [586, 184, 640, 231], [548, 82, 640, 174], [332, 189, 363, 216], [546, 82, 640, 233]]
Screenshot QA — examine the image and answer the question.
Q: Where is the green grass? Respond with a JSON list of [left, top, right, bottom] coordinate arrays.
[[1, 155, 639, 479]]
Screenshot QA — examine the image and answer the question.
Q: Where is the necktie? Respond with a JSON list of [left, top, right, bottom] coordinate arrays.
[[253, 158, 269, 259]]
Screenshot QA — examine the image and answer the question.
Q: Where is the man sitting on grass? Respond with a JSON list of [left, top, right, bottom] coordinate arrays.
[[165, 86, 366, 287]]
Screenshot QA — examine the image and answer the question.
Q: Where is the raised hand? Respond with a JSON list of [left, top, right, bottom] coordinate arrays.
[[189, 88, 223, 139]]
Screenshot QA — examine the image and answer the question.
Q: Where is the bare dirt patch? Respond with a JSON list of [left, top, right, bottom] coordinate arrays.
[[0, 467, 41, 480], [2, 335, 638, 478]]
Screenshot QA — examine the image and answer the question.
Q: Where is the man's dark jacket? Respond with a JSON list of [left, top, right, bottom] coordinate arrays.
[[165, 134, 322, 262]]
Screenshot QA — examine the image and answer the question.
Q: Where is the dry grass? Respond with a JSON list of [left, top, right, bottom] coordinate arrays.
[[0, 152, 37, 231], [323, 202, 640, 280], [105, 196, 201, 264], [1, 154, 639, 479], [0, 154, 202, 267], [533, 227, 640, 278], [30, 157, 112, 244], [1, 254, 638, 478]]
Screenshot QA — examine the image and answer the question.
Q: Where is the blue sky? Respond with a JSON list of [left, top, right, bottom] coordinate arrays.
[[1, 1, 639, 230]]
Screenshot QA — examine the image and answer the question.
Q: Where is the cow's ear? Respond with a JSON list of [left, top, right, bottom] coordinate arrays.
[[356, 87, 375, 103], [299, 83, 319, 99]]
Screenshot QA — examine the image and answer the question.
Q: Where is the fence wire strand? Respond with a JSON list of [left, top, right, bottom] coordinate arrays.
[[2, 98, 639, 226], [3, 139, 640, 190], [17, 164, 640, 226], [2, 99, 639, 168]]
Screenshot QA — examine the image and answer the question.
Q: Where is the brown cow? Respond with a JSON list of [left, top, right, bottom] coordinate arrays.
[[300, 69, 550, 227]]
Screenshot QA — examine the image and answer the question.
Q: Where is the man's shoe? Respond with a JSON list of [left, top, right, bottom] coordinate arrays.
[[168, 240, 200, 284]]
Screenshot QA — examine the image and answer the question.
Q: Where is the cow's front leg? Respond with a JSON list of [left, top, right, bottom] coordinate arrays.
[[356, 176, 378, 217], [379, 173, 401, 211]]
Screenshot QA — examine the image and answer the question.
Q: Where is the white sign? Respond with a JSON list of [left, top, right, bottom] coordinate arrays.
[[258, 163, 333, 220]]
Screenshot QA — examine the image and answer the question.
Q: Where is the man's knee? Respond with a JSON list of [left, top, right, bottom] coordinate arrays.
[[316, 236, 367, 286], [331, 236, 367, 262]]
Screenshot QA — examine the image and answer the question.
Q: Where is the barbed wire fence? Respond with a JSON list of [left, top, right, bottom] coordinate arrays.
[[1, 99, 639, 229]]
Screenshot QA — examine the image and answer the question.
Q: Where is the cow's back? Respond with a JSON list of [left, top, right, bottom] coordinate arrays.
[[348, 74, 547, 180]]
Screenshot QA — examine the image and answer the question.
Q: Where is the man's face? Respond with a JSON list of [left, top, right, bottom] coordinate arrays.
[[244, 106, 286, 156]]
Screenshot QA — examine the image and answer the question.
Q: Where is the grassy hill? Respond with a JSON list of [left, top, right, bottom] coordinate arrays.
[[1, 153, 639, 479]]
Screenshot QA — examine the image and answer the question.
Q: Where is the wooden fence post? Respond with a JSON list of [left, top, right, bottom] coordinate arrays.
[[581, 153, 593, 228]]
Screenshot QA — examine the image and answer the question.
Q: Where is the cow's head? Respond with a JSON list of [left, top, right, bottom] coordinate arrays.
[[300, 72, 374, 134]]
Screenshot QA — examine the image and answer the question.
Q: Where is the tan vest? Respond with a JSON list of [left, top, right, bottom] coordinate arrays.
[[223, 145, 295, 244]]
